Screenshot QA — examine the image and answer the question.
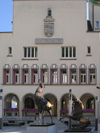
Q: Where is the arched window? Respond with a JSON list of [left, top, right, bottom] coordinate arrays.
[[50, 64, 58, 84], [3, 64, 11, 84], [22, 64, 29, 84], [60, 64, 68, 84], [70, 64, 77, 84], [31, 64, 39, 84], [12, 64, 20, 84], [89, 64, 96, 84], [79, 64, 87, 84], [41, 64, 49, 84]]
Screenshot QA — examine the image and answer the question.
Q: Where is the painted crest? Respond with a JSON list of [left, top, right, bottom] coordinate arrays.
[[44, 23, 54, 37]]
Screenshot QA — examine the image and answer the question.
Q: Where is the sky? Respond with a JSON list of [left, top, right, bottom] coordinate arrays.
[[0, 0, 89, 32], [0, 0, 13, 32]]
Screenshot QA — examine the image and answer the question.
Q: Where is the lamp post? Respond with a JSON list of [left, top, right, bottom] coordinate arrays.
[[0, 89, 3, 130], [96, 86, 100, 132]]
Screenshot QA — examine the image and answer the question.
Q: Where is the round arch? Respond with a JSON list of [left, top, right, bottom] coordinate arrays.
[[4, 93, 19, 109], [60, 93, 76, 111], [80, 93, 95, 109], [22, 93, 35, 109], [44, 93, 57, 116]]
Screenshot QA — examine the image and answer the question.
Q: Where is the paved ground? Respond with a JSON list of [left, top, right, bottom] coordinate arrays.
[[0, 125, 98, 133]]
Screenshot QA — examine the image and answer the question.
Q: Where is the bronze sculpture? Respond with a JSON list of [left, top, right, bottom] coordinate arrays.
[[68, 97, 90, 129], [35, 80, 53, 124]]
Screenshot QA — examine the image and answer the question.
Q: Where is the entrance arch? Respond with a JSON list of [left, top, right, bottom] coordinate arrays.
[[44, 93, 57, 116], [4, 93, 19, 109], [80, 93, 95, 109], [60, 93, 76, 111], [23, 94, 35, 109]]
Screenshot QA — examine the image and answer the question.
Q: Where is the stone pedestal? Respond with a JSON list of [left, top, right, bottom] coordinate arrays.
[[27, 123, 57, 133], [64, 128, 92, 133]]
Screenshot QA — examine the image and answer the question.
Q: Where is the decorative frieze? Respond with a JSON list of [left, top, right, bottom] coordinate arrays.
[[35, 38, 63, 44]]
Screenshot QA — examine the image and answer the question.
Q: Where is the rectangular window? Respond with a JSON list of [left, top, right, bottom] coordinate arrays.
[[51, 70, 57, 84], [71, 69, 77, 84], [15, 70, 19, 84], [6, 70, 10, 84], [23, 47, 38, 58], [43, 70, 48, 84], [13, 69, 19, 84], [8, 47, 12, 55], [24, 70, 29, 84], [80, 70, 86, 84], [96, 21, 99, 28], [89, 69, 96, 84], [61, 47, 76, 59], [52, 71, 57, 84], [33, 70, 38, 84], [61, 70, 67, 84], [87, 46, 91, 54]]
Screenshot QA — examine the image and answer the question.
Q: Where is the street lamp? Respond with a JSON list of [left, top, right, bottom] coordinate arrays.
[[96, 86, 100, 132], [0, 89, 3, 130]]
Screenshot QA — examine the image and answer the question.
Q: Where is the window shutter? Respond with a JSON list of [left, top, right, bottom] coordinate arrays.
[[13, 70, 15, 84], [4, 70, 6, 84], [31, 70, 34, 84], [22, 70, 24, 84], [41, 69, 43, 83], [50, 69, 52, 84]]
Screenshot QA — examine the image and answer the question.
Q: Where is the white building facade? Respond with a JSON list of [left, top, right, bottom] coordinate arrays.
[[0, 0, 100, 118]]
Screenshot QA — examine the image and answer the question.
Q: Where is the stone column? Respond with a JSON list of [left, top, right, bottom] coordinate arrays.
[[19, 100, 22, 117], [57, 100, 61, 119]]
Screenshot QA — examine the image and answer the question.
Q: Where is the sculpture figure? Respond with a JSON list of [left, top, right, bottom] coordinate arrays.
[[68, 97, 90, 129], [35, 79, 53, 124]]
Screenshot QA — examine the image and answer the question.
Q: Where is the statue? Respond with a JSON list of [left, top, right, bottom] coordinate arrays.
[[68, 97, 90, 129], [35, 79, 53, 124]]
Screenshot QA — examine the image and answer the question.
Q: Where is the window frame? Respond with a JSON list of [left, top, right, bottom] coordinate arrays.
[[89, 64, 97, 84], [13, 69, 20, 84], [31, 69, 39, 84], [79, 69, 87, 84], [61, 46, 76, 59], [50, 64, 58, 85], [22, 65, 29, 84], [96, 21, 99, 28], [31, 64, 39, 84], [70, 69, 77, 84], [23, 47, 38, 59]]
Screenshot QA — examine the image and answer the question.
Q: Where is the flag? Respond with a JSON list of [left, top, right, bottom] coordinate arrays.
[[89, 0, 100, 6]]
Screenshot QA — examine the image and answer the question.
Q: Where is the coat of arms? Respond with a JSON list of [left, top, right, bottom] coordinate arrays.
[[44, 23, 54, 37]]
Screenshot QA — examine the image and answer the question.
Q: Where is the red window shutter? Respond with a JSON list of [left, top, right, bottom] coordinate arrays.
[[4, 69, 6, 84], [50, 69, 52, 84], [41, 69, 43, 83], [22, 70, 24, 84], [13, 70, 15, 84], [31, 70, 34, 84]]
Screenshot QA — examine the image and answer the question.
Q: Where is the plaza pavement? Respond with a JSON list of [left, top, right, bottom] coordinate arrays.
[[0, 125, 98, 133]]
